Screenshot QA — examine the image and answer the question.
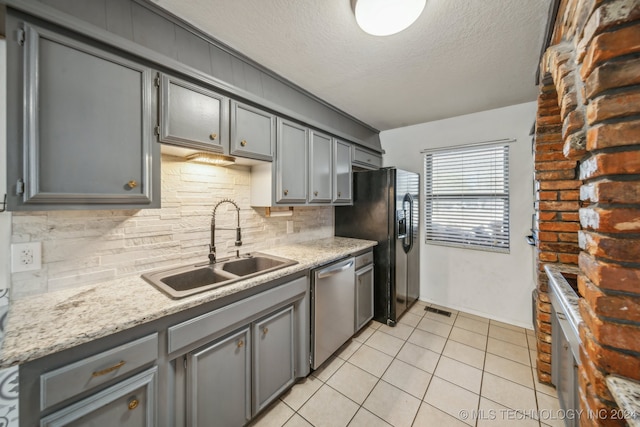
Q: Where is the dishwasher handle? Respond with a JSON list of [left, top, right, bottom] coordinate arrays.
[[316, 259, 354, 279]]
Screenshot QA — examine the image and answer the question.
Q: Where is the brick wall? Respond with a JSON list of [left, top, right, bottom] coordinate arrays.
[[10, 154, 333, 298], [535, 0, 640, 425]]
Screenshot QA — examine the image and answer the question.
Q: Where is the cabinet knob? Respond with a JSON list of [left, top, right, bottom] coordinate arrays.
[[237, 340, 244, 348], [240, 140, 247, 147], [314, 191, 318, 196], [284, 189, 289, 196], [263, 327, 268, 335], [128, 398, 139, 411], [210, 133, 218, 140], [127, 180, 138, 189], [367, 158, 371, 162], [338, 192, 342, 197]]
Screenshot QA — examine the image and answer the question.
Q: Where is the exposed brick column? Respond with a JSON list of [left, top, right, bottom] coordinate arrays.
[[535, 0, 640, 426]]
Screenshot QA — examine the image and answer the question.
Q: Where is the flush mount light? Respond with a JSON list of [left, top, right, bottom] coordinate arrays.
[[186, 152, 236, 166], [352, 0, 426, 36]]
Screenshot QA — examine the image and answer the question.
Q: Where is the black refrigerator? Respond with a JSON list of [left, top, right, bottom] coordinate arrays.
[[335, 167, 420, 326]]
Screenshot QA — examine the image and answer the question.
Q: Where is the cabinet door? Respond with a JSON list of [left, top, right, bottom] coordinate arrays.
[[40, 368, 157, 427], [160, 74, 229, 153], [17, 24, 158, 207], [230, 101, 275, 161], [276, 119, 308, 204], [187, 328, 251, 427], [308, 131, 332, 203], [355, 264, 374, 331], [333, 140, 353, 203], [253, 306, 295, 414]]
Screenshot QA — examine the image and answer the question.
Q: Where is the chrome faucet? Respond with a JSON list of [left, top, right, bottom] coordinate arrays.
[[209, 199, 242, 264]]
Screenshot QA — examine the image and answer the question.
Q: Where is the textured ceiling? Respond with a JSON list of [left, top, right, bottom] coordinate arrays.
[[151, 0, 552, 131]]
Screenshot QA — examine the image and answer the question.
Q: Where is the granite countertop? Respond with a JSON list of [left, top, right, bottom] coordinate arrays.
[[606, 376, 640, 426], [544, 263, 582, 329], [0, 236, 376, 368]]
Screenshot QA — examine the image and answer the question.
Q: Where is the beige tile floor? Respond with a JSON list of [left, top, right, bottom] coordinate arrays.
[[250, 301, 562, 427]]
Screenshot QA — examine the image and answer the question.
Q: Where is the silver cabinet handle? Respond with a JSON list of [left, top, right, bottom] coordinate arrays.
[[317, 260, 354, 279]]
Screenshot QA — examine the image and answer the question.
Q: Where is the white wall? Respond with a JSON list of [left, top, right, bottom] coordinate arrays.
[[381, 102, 536, 327], [0, 39, 10, 292]]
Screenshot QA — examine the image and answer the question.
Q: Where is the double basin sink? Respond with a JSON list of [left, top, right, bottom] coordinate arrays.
[[142, 253, 297, 299]]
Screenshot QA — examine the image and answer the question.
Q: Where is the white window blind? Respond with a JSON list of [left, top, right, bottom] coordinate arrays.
[[424, 142, 510, 253]]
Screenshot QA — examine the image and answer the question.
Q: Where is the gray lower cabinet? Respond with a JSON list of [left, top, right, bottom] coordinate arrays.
[[230, 101, 276, 161], [40, 367, 157, 427], [308, 131, 333, 203], [159, 74, 229, 153], [253, 306, 295, 413], [276, 118, 308, 204], [186, 328, 251, 427], [7, 20, 160, 209], [333, 140, 353, 204], [355, 263, 374, 332]]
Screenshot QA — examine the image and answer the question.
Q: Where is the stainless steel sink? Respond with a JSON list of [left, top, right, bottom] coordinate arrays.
[[142, 253, 297, 299]]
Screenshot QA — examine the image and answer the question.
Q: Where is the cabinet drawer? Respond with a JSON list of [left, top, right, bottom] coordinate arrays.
[[168, 276, 307, 354], [353, 147, 382, 169], [355, 251, 374, 270], [40, 333, 158, 411]]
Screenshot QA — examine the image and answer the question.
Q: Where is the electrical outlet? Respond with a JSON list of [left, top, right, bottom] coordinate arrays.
[[286, 220, 294, 234], [11, 242, 42, 273]]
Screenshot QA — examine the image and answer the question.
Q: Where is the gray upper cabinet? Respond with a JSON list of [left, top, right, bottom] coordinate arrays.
[[276, 119, 308, 204], [9, 22, 160, 209], [352, 146, 383, 170], [159, 74, 229, 153], [230, 101, 275, 161], [308, 131, 333, 204], [333, 140, 353, 204]]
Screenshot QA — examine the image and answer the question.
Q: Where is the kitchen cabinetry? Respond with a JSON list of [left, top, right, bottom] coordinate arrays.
[[230, 101, 276, 161], [333, 140, 353, 204], [308, 131, 333, 203], [276, 118, 309, 204], [7, 21, 160, 210], [159, 74, 229, 153], [186, 328, 251, 427], [352, 146, 383, 170], [355, 251, 374, 331]]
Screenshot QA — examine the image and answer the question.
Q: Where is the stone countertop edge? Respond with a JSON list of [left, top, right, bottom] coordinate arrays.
[[0, 236, 377, 369], [544, 263, 582, 329], [606, 375, 640, 427]]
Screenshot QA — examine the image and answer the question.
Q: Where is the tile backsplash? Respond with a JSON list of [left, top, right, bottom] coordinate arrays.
[[10, 155, 333, 299]]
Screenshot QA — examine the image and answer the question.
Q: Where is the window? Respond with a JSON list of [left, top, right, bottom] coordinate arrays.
[[424, 142, 510, 252]]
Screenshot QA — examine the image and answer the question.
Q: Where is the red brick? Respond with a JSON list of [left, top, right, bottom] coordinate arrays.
[[585, 56, 640, 99], [539, 251, 558, 262], [579, 231, 640, 263], [539, 221, 581, 232], [587, 119, 640, 150], [580, 344, 615, 402], [559, 232, 578, 242], [580, 275, 640, 322], [539, 242, 580, 254], [580, 301, 640, 352], [580, 180, 640, 204], [561, 91, 579, 120], [538, 211, 558, 221], [558, 253, 579, 264], [535, 151, 570, 162], [536, 160, 579, 171], [538, 191, 558, 201], [535, 141, 565, 152], [560, 212, 581, 222], [560, 190, 580, 201], [587, 92, 640, 125], [580, 207, 640, 233], [537, 114, 563, 126], [580, 324, 640, 381], [538, 299, 551, 314], [579, 252, 640, 294], [536, 169, 577, 180], [537, 367, 552, 385], [581, 24, 640, 80], [563, 109, 585, 139], [538, 231, 559, 242], [538, 201, 580, 211], [535, 133, 563, 144], [539, 180, 582, 190], [563, 131, 587, 160], [580, 151, 640, 179]]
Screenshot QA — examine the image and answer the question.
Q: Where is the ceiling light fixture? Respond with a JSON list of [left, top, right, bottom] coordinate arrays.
[[186, 152, 236, 166], [352, 0, 426, 36]]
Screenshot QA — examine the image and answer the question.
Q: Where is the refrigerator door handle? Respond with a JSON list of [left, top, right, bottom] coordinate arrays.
[[402, 193, 414, 253]]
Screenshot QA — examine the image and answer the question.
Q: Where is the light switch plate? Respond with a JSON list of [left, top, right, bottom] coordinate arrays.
[[11, 242, 42, 273], [286, 220, 294, 234]]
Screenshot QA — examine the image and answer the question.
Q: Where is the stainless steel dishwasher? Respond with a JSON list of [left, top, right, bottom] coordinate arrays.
[[311, 257, 355, 369]]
